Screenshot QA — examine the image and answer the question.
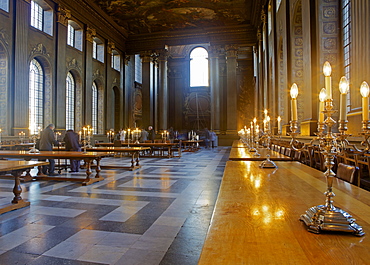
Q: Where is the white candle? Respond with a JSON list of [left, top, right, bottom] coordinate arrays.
[[277, 116, 281, 134], [318, 88, 326, 123], [339, 76, 349, 121], [290, 83, 298, 121], [323, 61, 332, 100], [360, 81, 370, 122]]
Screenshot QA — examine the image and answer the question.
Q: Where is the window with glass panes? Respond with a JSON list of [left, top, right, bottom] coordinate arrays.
[[66, 72, 75, 130], [92, 82, 98, 133], [31, 1, 43, 31], [342, 0, 351, 109], [29, 59, 44, 133], [67, 24, 75, 47], [190, 47, 209, 87], [0, 0, 9, 12]]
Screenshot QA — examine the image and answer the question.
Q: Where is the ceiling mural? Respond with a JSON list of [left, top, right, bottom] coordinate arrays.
[[93, 0, 252, 35]]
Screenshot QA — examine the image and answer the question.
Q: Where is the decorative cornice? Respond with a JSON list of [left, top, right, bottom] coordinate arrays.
[[108, 41, 115, 54], [86, 26, 96, 43], [57, 6, 71, 26], [124, 55, 131, 65]]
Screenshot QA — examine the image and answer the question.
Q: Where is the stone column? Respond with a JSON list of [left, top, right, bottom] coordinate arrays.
[[158, 50, 168, 130], [209, 45, 221, 133], [55, 5, 70, 130], [123, 55, 133, 128], [225, 45, 238, 134], [140, 51, 154, 128], [13, 0, 30, 134], [84, 26, 95, 125]]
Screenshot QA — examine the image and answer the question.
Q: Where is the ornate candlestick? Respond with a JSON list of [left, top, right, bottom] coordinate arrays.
[[298, 62, 364, 236]]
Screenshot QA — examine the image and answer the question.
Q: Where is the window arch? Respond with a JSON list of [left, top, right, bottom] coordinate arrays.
[[67, 20, 83, 51], [190, 47, 209, 87], [92, 81, 98, 133], [30, 0, 53, 36], [29, 58, 44, 133], [66, 72, 75, 130]]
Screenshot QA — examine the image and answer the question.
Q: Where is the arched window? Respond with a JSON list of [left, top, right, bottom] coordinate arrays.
[[66, 72, 75, 130], [29, 59, 44, 133], [92, 81, 98, 133], [190, 47, 209, 87], [30, 0, 53, 36]]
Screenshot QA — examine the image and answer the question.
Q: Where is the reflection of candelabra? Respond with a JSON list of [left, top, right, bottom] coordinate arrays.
[[29, 133, 40, 153], [107, 129, 115, 143], [19, 131, 25, 143], [290, 62, 364, 236]]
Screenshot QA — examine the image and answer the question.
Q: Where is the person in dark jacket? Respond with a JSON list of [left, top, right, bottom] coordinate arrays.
[[64, 130, 81, 172], [148, 125, 155, 142], [39, 124, 59, 175]]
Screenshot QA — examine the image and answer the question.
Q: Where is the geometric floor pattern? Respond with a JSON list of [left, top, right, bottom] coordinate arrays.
[[0, 147, 229, 265]]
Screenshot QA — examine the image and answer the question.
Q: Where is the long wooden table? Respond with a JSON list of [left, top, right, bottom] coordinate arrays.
[[199, 161, 370, 264], [231, 139, 247, 148], [0, 151, 111, 185], [95, 142, 180, 157], [84, 146, 150, 170], [228, 146, 292, 161], [0, 160, 48, 214]]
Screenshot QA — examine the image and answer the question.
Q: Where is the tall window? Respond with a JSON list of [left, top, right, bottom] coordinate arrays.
[[135, 54, 142, 83], [111, 50, 120, 71], [0, 0, 9, 12], [93, 38, 104, 63], [190, 47, 209, 87], [67, 24, 75, 46], [66, 72, 75, 130], [67, 21, 83, 51], [31, 1, 43, 30], [30, 0, 53, 35], [92, 82, 98, 133], [342, 0, 351, 108], [29, 59, 44, 133]]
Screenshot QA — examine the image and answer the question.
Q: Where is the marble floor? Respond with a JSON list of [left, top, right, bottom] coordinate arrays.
[[0, 147, 229, 265]]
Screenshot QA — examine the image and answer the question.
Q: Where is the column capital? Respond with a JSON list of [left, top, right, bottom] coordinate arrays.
[[140, 51, 153, 63], [108, 40, 115, 54], [57, 6, 71, 26], [124, 54, 131, 65], [225, 45, 238, 58], [157, 49, 169, 61], [86, 27, 96, 43], [208, 45, 222, 58]]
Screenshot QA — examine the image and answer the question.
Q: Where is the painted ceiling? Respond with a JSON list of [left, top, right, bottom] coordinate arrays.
[[93, 0, 253, 35]]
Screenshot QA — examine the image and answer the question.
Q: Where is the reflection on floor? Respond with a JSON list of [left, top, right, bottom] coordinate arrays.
[[0, 147, 229, 265]]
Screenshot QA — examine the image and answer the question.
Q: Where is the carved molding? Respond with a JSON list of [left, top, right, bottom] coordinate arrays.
[[86, 27, 96, 43], [57, 6, 71, 26], [30, 43, 50, 58], [108, 40, 115, 54], [0, 28, 9, 47], [67, 58, 82, 72], [124, 55, 131, 65]]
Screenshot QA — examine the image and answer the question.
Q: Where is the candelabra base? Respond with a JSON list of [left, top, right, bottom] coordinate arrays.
[[259, 158, 277, 168], [29, 148, 40, 154], [300, 205, 365, 236]]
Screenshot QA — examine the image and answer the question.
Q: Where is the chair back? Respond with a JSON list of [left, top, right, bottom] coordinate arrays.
[[337, 163, 358, 185], [113, 140, 122, 147]]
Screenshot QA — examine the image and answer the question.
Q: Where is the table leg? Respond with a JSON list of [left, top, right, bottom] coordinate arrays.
[[82, 159, 104, 186], [135, 151, 140, 166], [131, 153, 135, 168]]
